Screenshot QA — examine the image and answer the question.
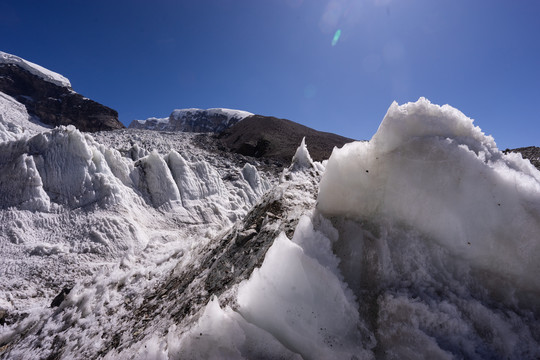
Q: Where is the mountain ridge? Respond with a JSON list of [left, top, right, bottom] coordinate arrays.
[[128, 108, 253, 133], [218, 114, 356, 163], [0, 51, 123, 132]]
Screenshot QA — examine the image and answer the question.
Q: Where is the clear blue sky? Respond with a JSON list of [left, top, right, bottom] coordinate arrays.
[[1, 0, 539, 149]]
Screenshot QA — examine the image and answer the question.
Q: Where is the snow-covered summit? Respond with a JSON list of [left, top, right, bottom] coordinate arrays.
[[129, 108, 253, 133], [0, 51, 71, 88], [171, 108, 253, 121]]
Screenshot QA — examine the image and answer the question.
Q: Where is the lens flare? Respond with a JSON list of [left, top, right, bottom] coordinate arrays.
[[332, 29, 341, 46]]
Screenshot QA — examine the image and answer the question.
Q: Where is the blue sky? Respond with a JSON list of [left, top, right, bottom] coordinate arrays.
[[1, 0, 539, 149]]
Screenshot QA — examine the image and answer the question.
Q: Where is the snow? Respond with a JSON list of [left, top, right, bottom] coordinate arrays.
[[0, 51, 72, 88], [1, 97, 540, 359], [205, 108, 254, 121]]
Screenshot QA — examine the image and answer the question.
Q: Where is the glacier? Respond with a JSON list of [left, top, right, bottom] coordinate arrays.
[[1, 97, 540, 359]]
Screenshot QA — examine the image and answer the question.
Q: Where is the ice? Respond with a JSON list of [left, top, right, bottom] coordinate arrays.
[[290, 137, 314, 171], [0, 120, 275, 347], [166, 151, 224, 201], [240, 163, 266, 201], [172, 98, 540, 359], [316, 97, 540, 358], [236, 222, 372, 359], [137, 150, 182, 207], [318, 98, 540, 291], [165, 297, 301, 359], [0, 51, 72, 88]]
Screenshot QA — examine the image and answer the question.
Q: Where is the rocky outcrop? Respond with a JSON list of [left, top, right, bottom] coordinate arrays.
[[0, 63, 123, 132], [218, 115, 355, 163]]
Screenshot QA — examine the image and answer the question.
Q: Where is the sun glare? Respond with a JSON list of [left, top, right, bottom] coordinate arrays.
[[332, 29, 342, 46]]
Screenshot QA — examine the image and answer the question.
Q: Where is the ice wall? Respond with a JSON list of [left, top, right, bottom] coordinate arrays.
[[316, 98, 540, 358], [0, 125, 132, 211], [318, 98, 540, 289]]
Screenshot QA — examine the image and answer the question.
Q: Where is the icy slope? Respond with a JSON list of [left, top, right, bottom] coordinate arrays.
[[0, 52, 71, 88], [129, 108, 253, 133]]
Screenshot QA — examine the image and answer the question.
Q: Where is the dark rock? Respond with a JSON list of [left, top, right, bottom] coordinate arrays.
[[218, 115, 355, 162], [0, 63, 124, 132], [50, 287, 72, 308]]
